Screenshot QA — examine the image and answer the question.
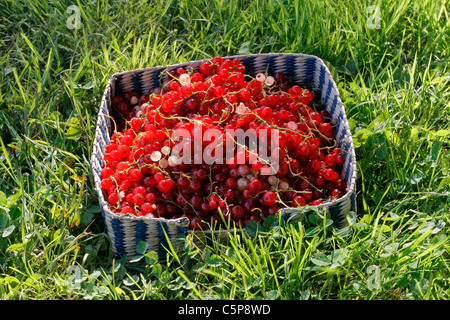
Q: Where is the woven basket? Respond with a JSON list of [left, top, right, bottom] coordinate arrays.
[[91, 53, 357, 258]]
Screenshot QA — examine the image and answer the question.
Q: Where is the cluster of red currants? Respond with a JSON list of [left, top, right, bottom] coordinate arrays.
[[100, 56, 347, 230]]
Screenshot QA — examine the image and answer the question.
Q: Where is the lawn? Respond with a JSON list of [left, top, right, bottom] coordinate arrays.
[[0, 0, 449, 301]]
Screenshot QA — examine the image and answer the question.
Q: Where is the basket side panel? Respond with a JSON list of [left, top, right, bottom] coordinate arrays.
[[312, 60, 357, 196]]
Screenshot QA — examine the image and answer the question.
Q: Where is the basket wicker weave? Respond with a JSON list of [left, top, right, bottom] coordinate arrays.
[[91, 53, 357, 258]]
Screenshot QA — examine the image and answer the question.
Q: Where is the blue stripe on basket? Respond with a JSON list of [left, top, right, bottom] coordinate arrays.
[[324, 79, 333, 107], [93, 166, 101, 179], [318, 65, 326, 93], [152, 68, 164, 87], [97, 133, 105, 149], [192, 63, 201, 73], [334, 111, 344, 140], [329, 95, 338, 118], [101, 102, 111, 137], [114, 75, 124, 94], [100, 125, 108, 146], [102, 103, 109, 119], [351, 192, 356, 212], [281, 212, 291, 222], [131, 72, 144, 93], [283, 56, 297, 78], [105, 92, 112, 114], [134, 220, 147, 242], [95, 149, 102, 164], [204, 234, 214, 247], [329, 203, 347, 226], [302, 58, 316, 86], [157, 221, 169, 254], [177, 226, 188, 234], [263, 56, 277, 75], [104, 121, 111, 142], [337, 135, 345, 151], [240, 56, 256, 75], [344, 142, 352, 182], [336, 137, 344, 151], [328, 203, 341, 216], [111, 219, 126, 256], [133, 220, 147, 255], [100, 206, 106, 217], [94, 152, 102, 170]]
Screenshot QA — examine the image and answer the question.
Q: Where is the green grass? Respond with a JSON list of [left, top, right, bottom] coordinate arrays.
[[0, 0, 449, 300]]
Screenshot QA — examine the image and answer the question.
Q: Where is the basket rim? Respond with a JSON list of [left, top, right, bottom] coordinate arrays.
[[92, 52, 357, 229], [109, 52, 323, 79]]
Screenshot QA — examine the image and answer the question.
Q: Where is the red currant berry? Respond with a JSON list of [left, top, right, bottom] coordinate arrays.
[[195, 169, 207, 181], [211, 56, 223, 65], [292, 195, 306, 207], [140, 203, 154, 215], [248, 180, 262, 195], [157, 179, 175, 193], [262, 191, 277, 207], [190, 195, 203, 209], [298, 143, 310, 156], [128, 168, 143, 181], [145, 192, 158, 204], [331, 189, 343, 199], [132, 186, 146, 195], [108, 193, 119, 204], [190, 217, 205, 230], [324, 154, 336, 166], [101, 167, 114, 179], [319, 122, 332, 137], [238, 89, 251, 102], [189, 179, 202, 193], [225, 178, 237, 189], [101, 178, 113, 190], [322, 169, 335, 181], [132, 193, 145, 206], [122, 206, 135, 215], [231, 205, 245, 220], [335, 179, 347, 191], [336, 155, 345, 165]]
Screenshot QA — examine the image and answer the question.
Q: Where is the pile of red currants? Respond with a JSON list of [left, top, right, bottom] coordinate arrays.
[[100, 56, 347, 230]]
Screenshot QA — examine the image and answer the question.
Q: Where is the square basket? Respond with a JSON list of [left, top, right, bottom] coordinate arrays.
[[91, 53, 357, 258]]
